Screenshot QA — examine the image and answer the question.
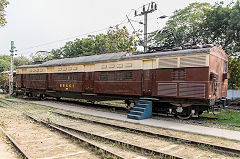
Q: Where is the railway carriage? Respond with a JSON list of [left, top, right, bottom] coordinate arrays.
[[16, 45, 229, 118]]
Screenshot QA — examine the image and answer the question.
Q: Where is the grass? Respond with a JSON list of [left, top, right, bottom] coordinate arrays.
[[200, 109, 240, 127]]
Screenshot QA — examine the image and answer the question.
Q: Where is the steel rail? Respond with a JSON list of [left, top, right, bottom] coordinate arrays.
[[26, 113, 184, 159], [25, 114, 125, 159], [0, 126, 32, 159], [52, 111, 240, 156], [51, 120, 184, 159]]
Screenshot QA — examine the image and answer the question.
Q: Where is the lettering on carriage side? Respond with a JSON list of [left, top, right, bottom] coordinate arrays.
[[108, 64, 115, 68], [60, 83, 73, 88], [101, 65, 107, 69], [125, 63, 132, 68], [117, 64, 123, 68]]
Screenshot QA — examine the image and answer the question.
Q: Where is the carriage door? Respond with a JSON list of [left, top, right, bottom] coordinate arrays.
[[84, 72, 94, 93], [142, 60, 153, 96]]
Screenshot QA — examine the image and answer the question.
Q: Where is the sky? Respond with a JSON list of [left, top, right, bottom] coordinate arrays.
[[0, 0, 236, 57]]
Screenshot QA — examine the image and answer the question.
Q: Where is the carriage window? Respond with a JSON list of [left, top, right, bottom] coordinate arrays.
[[85, 73, 89, 80], [100, 72, 107, 81], [39, 75, 43, 80], [145, 70, 149, 80], [57, 74, 68, 80], [73, 74, 78, 80], [116, 72, 123, 80], [224, 61, 227, 73], [171, 69, 185, 81], [108, 72, 115, 81], [125, 71, 133, 80]]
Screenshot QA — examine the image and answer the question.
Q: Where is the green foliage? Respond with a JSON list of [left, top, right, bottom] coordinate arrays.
[[200, 1, 240, 88], [14, 55, 31, 66], [228, 56, 240, 89], [149, 2, 211, 47], [201, 109, 240, 127], [200, 2, 234, 53], [0, 55, 10, 71], [0, 73, 8, 90], [0, 0, 9, 27], [31, 54, 46, 63], [0, 55, 30, 90], [0, 55, 10, 91], [49, 26, 137, 59]]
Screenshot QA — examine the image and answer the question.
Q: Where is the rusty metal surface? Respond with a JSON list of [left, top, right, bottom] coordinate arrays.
[[0, 126, 32, 159], [209, 54, 228, 98], [153, 67, 209, 99], [94, 70, 142, 96], [16, 46, 229, 104]]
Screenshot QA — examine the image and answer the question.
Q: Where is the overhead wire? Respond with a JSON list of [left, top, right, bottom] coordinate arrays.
[[18, 4, 168, 54], [18, 15, 132, 52]]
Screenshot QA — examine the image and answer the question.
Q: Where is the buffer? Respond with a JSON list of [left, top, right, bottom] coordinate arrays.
[[127, 100, 152, 120]]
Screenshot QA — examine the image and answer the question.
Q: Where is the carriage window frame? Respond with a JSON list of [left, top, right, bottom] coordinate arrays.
[[171, 68, 185, 81], [224, 61, 227, 73], [125, 71, 133, 80], [116, 72, 123, 81], [100, 72, 107, 81]]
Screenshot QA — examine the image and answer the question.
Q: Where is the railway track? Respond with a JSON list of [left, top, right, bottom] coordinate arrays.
[[1, 97, 239, 158], [26, 113, 184, 159], [0, 106, 100, 159], [26, 114, 127, 159], [0, 126, 31, 159], [24, 108, 236, 158], [52, 111, 240, 157]]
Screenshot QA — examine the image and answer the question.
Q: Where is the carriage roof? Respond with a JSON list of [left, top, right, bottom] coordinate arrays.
[[18, 47, 213, 68]]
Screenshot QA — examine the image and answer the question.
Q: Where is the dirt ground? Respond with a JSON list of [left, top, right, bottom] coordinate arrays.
[[0, 132, 18, 159], [0, 105, 98, 159], [1, 96, 240, 158], [1, 99, 237, 159]]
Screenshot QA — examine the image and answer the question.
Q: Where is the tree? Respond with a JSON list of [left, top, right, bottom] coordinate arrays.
[[148, 2, 211, 47], [0, 55, 10, 71], [0, 0, 9, 27], [227, 1, 240, 53], [0, 55, 10, 91], [50, 26, 137, 59], [14, 55, 31, 66], [200, 2, 233, 53], [228, 56, 240, 89]]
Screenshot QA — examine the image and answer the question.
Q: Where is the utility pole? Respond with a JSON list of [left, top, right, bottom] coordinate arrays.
[[134, 2, 157, 53], [9, 41, 15, 95]]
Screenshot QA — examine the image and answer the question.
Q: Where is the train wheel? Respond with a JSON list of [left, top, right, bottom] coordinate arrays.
[[176, 113, 191, 120], [56, 97, 61, 101], [176, 107, 192, 120]]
